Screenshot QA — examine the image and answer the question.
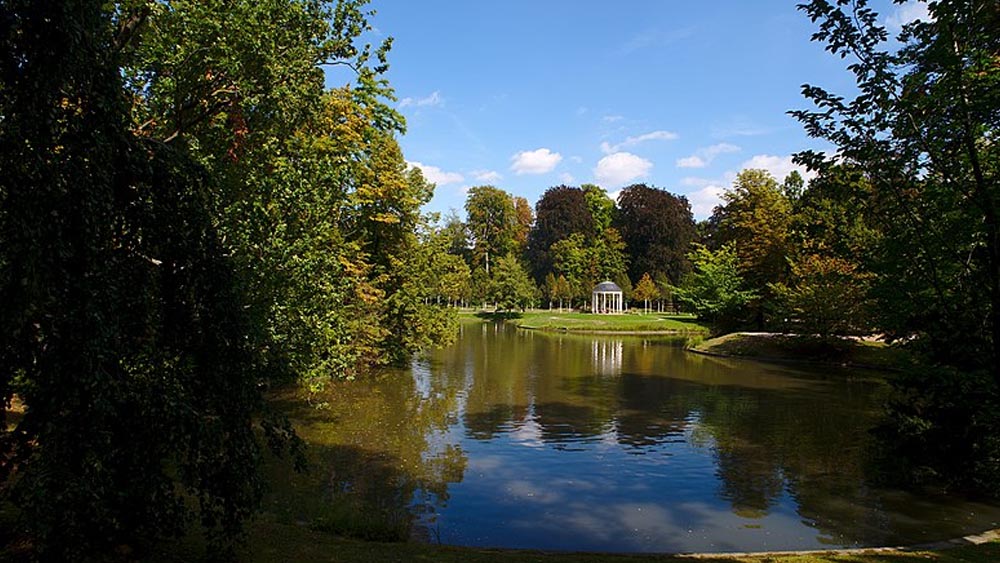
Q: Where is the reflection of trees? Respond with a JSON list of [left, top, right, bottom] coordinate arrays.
[[271, 321, 987, 548], [264, 357, 468, 539]]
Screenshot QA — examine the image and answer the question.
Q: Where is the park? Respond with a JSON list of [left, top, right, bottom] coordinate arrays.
[[2, 0, 999, 561]]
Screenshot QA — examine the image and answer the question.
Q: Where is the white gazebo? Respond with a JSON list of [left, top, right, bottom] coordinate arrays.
[[591, 281, 624, 314]]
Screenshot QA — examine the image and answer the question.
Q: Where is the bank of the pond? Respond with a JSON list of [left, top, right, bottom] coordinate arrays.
[[150, 520, 1000, 563], [690, 332, 912, 371], [465, 310, 710, 334]]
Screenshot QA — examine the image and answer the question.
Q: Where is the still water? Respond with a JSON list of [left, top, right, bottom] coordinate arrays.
[[271, 320, 1000, 553]]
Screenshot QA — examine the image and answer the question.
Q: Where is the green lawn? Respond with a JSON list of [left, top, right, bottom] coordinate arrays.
[[475, 309, 710, 334]]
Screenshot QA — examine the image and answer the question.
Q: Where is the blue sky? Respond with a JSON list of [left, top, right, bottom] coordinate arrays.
[[332, 1, 928, 220]]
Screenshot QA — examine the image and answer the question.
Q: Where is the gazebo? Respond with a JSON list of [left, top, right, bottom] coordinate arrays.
[[591, 281, 624, 314]]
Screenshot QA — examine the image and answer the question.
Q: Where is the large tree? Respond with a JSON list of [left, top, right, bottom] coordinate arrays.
[[527, 185, 594, 280], [711, 169, 794, 328], [465, 186, 518, 275], [614, 184, 696, 285], [1, 0, 455, 557], [793, 0, 1000, 495], [793, 0, 999, 374]]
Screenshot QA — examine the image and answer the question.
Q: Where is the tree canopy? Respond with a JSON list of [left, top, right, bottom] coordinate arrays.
[[615, 183, 696, 286], [0, 0, 458, 557]]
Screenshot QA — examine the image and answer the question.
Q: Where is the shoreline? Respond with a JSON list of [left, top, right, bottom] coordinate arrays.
[[208, 520, 1000, 563], [689, 332, 910, 372]]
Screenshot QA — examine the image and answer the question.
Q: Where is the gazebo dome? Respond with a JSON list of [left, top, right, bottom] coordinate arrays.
[[593, 281, 622, 293]]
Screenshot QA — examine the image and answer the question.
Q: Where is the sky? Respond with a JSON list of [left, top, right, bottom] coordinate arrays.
[[327, 1, 929, 220]]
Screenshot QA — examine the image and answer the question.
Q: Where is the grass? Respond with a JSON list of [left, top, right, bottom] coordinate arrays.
[[148, 519, 1000, 563], [472, 309, 710, 334], [691, 333, 913, 371]]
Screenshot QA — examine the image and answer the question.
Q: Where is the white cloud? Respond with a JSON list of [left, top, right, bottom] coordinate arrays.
[[399, 91, 443, 108], [558, 172, 575, 184], [601, 130, 679, 154], [887, 1, 931, 32], [511, 148, 563, 175], [602, 115, 624, 123], [406, 161, 464, 185], [676, 156, 706, 168], [471, 169, 503, 183], [687, 185, 726, 219], [740, 154, 816, 183], [677, 143, 740, 168], [593, 152, 652, 186]]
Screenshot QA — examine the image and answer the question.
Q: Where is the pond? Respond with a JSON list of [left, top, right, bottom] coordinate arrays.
[[267, 320, 1000, 553]]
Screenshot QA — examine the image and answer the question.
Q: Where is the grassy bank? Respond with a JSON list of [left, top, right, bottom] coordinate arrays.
[[471, 309, 710, 334], [149, 519, 1000, 563], [691, 332, 912, 371]]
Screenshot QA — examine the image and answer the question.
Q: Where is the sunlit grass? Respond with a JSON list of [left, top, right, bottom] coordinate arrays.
[[472, 309, 711, 333]]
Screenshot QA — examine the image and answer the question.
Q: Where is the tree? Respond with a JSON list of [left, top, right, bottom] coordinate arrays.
[[711, 169, 793, 328], [513, 196, 534, 255], [793, 0, 1000, 495], [674, 244, 758, 328], [440, 209, 471, 262], [0, 1, 310, 556], [634, 273, 659, 314], [465, 186, 518, 275], [488, 254, 538, 312], [582, 184, 616, 233], [543, 272, 558, 309], [782, 170, 805, 202], [793, 0, 1000, 375], [553, 275, 573, 311], [550, 233, 591, 305], [1, 0, 457, 557], [615, 184, 697, 285], [527, 185, 594, 280], [770, 254, 874, 336]]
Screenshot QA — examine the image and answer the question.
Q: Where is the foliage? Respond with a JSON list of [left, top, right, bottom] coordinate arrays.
[[674, 244, 757, 328], [634, 273, 659, 313], [550, 234, 591, 301], [512, 195, 534, 255], [874, 367, 1000, 497], [794, 0, 1000, 497], [714, 170, 794, 289], [552, 275, 574, 310], [1, 0, 458, 557], [440, 209, 471, 260], [465, 186, 518, 274], [0, 1, 308, 557], [488, 254, 538, 312], [770, 254, 874, 336], [614, 183, 696, 285], [582, 184, 616, 233], [792, 0, 1000, 374], [527, 185, 595, 280]]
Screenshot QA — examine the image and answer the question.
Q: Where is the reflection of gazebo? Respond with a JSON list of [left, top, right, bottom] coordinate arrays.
[[591, 281, 623, 314]]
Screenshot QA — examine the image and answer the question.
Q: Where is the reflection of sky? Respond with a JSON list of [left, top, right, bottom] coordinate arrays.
[[426, 428, 830, 553]]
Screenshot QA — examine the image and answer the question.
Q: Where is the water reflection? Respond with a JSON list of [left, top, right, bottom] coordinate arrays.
[[270, 321, 1000, 553]]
